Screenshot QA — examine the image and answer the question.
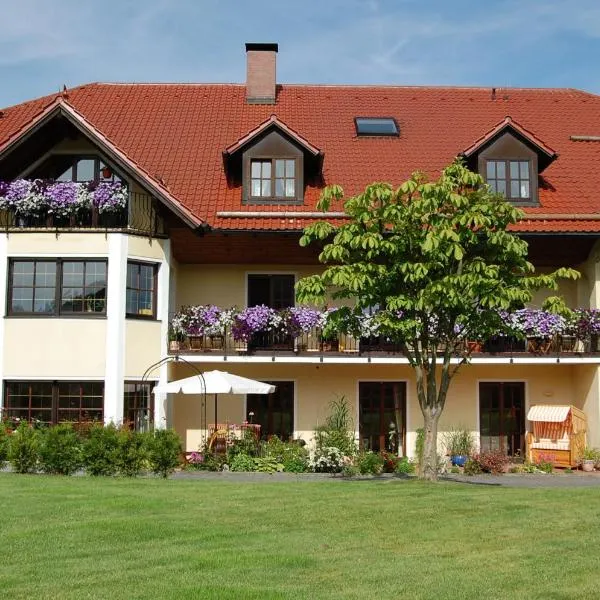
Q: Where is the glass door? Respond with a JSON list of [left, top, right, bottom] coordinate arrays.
[[479, 382, 525, 456]]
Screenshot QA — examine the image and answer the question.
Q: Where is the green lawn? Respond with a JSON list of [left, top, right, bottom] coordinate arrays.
[[1, 476, 599, 599]]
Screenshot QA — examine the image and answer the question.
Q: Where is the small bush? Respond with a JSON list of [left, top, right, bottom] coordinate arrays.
[[469, 451, 510, 475], [82, 424, 120, 476], [381, 451, 400, 473], [395, 456, 416, 475], [38, 423, 82, 475], [147, 429, 182, 478], [262, 436, 310, 473], [230, 453, 256, 472], [8, 423, 40, 473], [0, 422, 10, 464], [535, 460, 553, 474], [450, 466, 460, 474], [115, 429, 150, 477], [464, 457, 482, 475], [341, 464, 359, 478], [228, 428, 260, 458], [357, 451, 384, 475], [310, 446, 346, 473]]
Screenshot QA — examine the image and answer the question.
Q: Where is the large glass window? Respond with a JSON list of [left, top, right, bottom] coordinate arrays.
[[60, 261, 107, 314], [57, 382, 104, 423], [8, 259, 107, 316], [359, 382, 406, 454], [126, 261, 157, 318], [3, 381, 53, 424], [55, 156, 122, 183], [3, 381, 103, 425], [124, 382, 154, 431], [247, 274, 295, 309], [250, 159, 296, 200], [246, 381, 294, 440], [486, 160, 531, 201]]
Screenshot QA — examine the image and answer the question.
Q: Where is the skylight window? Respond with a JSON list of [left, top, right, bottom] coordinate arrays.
[[355, 117, 399, 137]]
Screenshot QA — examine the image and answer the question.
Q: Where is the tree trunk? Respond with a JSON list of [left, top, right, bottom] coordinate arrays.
[[421, 406, 441, 481]]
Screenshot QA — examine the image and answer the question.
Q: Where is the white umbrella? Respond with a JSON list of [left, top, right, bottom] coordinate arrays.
[[153, 370, 275, 425]]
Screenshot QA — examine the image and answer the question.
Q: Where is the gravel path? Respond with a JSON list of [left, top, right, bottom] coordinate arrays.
[[171, 470, 600, 487]]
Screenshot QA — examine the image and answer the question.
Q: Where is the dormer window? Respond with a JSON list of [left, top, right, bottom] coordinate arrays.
[[463, 117, 558, 207], [250, 159, 296, 199], [486, 159, 531, 201], [223, 115, 323, 205]]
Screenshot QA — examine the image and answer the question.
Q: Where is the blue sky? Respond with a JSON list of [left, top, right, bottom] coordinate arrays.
[[1, 0, 600, 108]]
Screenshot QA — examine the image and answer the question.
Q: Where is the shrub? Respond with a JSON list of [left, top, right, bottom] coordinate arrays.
[[147, 429, 182, 478], [470, 451, 510, 475], [395, 456, 416, 475], [357, 451, 384, 475], [114, 429, 150, 477], [311, 446, 347, 473], [230, 453, 256, 472], [262, 436, 310, 473], [228, 428, 260, 458], [381, 451, 400, 473], [535, 460, 554, 474], [38, 423, 82, 475], [0, 421, 10, 464], [464, 457, 482, 475], [82, 424, 120, 476], [341, 464, 360, 477], [8, 423, 40, 473], [314, 397, 357, 457]]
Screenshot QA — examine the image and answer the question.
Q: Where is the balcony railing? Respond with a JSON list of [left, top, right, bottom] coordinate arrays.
[[168, 306, 600, 359], [167, 328, 598, 358], [0, 181, 164, 236]]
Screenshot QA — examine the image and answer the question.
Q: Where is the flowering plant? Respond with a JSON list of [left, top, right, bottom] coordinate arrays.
[[287, 306, 322, 335], [310, 446, 347, 473], [568, 309, 600, 339], [0, 179, 128, 217], [502, 308, 566, 338], [231, 304, 279, 342]]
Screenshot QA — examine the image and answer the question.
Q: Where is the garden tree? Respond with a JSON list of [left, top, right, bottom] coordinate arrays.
[[296, 160, 578, 481]]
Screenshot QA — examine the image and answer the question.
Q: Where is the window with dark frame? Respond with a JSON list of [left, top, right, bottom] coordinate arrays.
[[246, 381, 294, 440], [126, 261, 157, 318], [250, 158, 296, 200], [54, 156, 122, 183], [8, 259, 107, 316], [124, 382, 155, 431], [485, 159, 531, 201], [359, 381, 406, 454], [3, 381, 104, 425]]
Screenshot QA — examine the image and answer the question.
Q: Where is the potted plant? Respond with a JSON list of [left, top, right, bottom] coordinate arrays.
[[168, 327, 185, 353], [581, 447, 598, 472], [443, 428, 475, 467]]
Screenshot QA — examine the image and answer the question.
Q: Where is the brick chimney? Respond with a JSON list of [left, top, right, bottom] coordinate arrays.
[[245, 43, 278, 104]]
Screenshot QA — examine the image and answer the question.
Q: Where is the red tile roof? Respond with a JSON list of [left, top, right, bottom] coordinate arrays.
[[1, 83, 600, 233]]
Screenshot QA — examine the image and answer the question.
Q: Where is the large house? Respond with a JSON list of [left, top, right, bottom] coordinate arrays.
[[1, 43, 600, 457]]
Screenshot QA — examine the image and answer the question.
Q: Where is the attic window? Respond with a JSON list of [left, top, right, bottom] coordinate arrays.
[[355, 118, 399, 137]]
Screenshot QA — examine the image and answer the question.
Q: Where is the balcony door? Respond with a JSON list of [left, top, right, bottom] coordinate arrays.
[[479, 382, 525, 457], [247, 274, 295, 309], [246, 381, 294, 440], [359, 382, 406, 454], [247, 274, 295, 349]]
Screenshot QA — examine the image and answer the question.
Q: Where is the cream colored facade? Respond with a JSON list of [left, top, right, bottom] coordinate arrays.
[[3, 231, 600, 458], [163, 256, 600, 453]]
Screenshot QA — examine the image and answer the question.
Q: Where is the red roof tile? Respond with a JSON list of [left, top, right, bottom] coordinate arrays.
[[1, 83, 600, 233]]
